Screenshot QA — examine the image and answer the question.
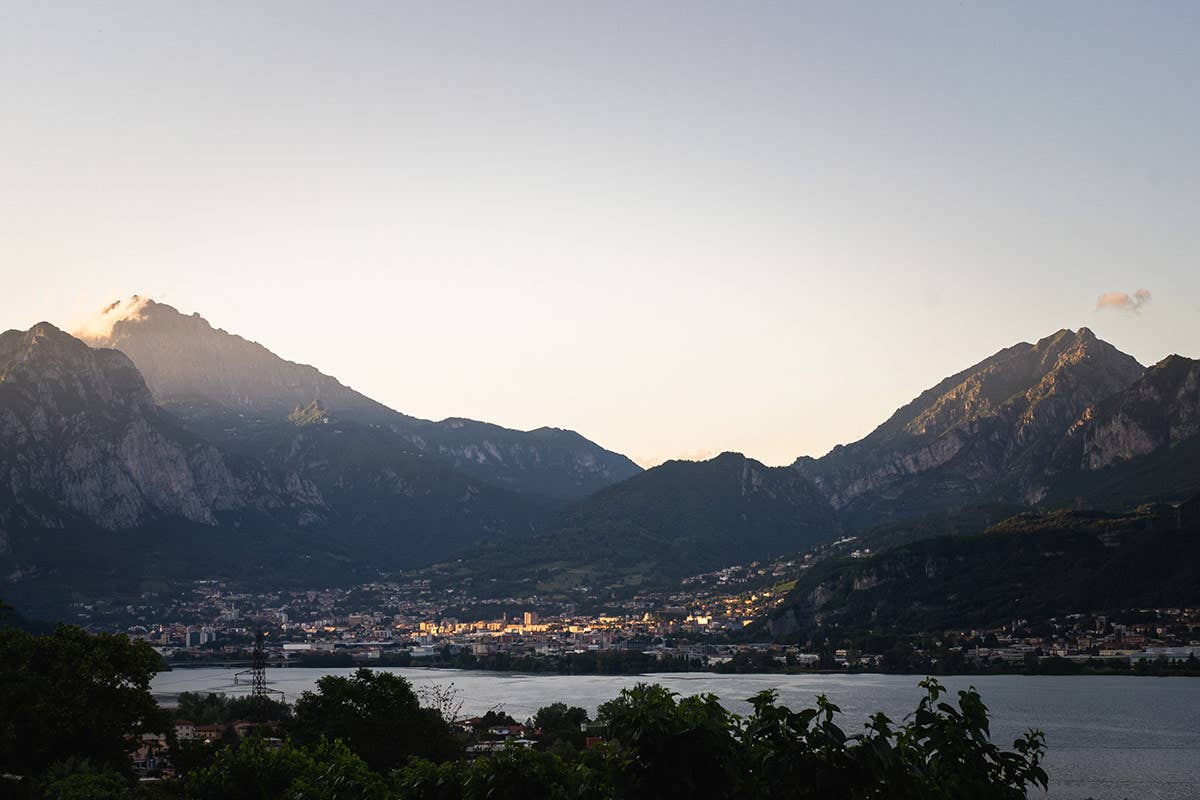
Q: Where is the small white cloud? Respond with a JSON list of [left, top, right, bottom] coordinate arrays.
[[1096, 289, 1151, 315]]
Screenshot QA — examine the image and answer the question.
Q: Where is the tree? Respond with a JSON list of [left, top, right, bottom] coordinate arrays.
[[175, 692, 290, 729], [176, 692, 231, 725], [291, 668, 462, 772], [0, 625, 167, 776], [886, 678, 1047, 799], [462, 744, 601, 800], [531, 703, 589, 750], [391, 757, 466, 800], [170, 739, 223, 777], [596, 683, 741, 800], [186, 737, 386, 800], [738, 679, 1047, 799], [35, 760, 130, 800]]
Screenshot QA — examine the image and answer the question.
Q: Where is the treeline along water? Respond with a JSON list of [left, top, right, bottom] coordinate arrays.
[[152, 668, 1200, 800]]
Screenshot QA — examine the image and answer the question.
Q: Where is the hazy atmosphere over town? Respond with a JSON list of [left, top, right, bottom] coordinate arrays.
[[2, 3, 1199, 799]]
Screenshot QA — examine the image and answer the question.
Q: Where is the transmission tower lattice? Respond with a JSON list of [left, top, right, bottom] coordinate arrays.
[[250, 628, 268, 697]]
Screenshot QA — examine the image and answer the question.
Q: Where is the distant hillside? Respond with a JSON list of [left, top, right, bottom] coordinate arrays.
[[767, 501, 1200, 641], [846, 502, 1029, 555], [81, 297, 641, 500], [434, 452, 840, 596], [434, 330, 1200, 598]]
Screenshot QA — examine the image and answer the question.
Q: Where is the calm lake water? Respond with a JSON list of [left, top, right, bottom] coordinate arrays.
[[151, 668, 1200, 800]]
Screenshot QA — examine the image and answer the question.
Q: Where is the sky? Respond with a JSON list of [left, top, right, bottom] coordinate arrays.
[[2, 2, 1198, 467]]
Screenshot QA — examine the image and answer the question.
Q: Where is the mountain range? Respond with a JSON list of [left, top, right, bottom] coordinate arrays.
[[429, 328, 1200, 595], [2, 298, 1198, 616], [1, 301, 640, 613]]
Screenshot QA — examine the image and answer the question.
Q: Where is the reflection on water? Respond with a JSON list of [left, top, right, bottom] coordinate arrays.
[[152, 669, 1200, 800]]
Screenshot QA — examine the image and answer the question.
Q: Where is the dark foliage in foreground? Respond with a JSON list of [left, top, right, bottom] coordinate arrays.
[[1, 621, 1048, 799], [0, 624, 168, 776]]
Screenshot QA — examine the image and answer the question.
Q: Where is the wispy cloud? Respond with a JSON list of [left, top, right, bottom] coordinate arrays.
[[1096, 289, 1151, 315], [74, 295, 151, 340]]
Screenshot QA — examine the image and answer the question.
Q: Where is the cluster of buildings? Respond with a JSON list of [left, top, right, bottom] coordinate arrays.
[[88, 555, 811, 664], [924, 608, 1200, 668], [69, 545, 1200, 674]]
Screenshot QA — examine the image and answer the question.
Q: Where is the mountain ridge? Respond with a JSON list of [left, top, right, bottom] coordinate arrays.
[[6, 312, 1200, 618], [793, 327, 1147, 527], [80, 297, 641, 500]]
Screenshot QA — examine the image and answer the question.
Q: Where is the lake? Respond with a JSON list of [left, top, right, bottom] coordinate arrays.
[[151, 668, 1200, 799]]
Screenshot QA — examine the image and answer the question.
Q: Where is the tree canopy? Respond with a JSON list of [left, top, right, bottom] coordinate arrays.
[[0, 624, 167, 776], [291, 668, 462, 772]]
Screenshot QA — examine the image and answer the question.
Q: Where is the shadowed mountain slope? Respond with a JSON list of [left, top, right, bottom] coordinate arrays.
[[433, 452, 840, 596], [767, 500, 1200, 640]]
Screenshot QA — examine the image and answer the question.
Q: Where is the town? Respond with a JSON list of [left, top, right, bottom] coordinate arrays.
[[67, 553, 1200, 676]]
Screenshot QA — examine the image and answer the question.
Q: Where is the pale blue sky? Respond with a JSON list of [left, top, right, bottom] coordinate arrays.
[[2, 2, 1197, 466]]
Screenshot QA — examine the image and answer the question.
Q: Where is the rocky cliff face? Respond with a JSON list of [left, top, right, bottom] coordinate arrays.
[[81, 297, 641, 500], [1063, 355, 1200, 470], [0, 323, 322, 532], [794, 329, 1145, 526]]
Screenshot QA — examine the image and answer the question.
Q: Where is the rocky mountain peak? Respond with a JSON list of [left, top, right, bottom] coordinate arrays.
[[75, 296, 641, 500], [78, 297, 385, 421], [6, 321, 95, 367], [1, 322, 154, 419], [793, 328, 1146, 524]]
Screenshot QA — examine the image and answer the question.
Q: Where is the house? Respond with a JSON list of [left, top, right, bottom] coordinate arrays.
[[131, 733, 171, 777], [174, 720, 198, 741], [232, 719, 283, 738], [486, 724, 529, 738], [194, 724, 224, 742]]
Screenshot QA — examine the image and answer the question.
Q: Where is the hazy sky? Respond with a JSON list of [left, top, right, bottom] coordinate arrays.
[[3, 3, 1198, 467]]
